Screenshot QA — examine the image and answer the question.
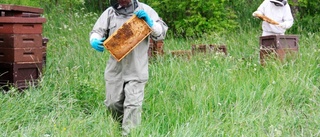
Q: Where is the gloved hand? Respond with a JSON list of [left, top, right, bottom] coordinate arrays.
[[134, 10, 154, 27], [276, 22, 286, 29], [90, 37, 106, 52]]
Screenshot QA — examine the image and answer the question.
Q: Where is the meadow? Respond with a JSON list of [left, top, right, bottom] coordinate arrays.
[[1, 8, 320, 137]]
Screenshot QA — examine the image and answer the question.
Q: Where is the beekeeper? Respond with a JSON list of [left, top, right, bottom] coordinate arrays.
[[89, 0, 168, 136], [252, 0, 294, 36]]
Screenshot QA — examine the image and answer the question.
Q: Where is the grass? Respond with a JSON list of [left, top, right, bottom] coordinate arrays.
[[1, 8, 320, 137]]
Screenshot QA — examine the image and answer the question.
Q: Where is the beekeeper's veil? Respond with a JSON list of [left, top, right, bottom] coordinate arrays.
[[270, 0, 287, 6], [109, 0, 138, 15]]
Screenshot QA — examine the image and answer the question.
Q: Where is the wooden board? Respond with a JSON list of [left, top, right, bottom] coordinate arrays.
[[255, 13, 279, 25], [103, 15, 152, 62], [0, 4, 44, 13]]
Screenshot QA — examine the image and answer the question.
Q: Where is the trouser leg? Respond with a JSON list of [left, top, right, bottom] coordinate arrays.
[[104, 80, 125, 122], [122, 80, 147, 136]]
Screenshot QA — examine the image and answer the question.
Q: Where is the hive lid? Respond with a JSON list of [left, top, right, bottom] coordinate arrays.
[[103, 15, 152, 62], [0, 4, 43, 14]]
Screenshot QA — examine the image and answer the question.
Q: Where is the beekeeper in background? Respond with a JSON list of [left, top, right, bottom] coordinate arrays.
[[89, 0, 168, 136], [252, 0, 294, 36]]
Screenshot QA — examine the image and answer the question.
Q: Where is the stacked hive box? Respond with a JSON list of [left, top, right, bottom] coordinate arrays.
[[0, 4, 47, 90], [259, 35, 299, 66], [148, 39, 164, 58]]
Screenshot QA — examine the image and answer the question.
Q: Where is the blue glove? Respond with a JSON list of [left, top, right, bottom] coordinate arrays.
[[90, 38, 106, 52], [134, 10, 154, 27]]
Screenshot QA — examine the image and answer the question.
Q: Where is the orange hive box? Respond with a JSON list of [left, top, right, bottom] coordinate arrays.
[[255, 13, 279, 25], [103, 15, 152, 62]]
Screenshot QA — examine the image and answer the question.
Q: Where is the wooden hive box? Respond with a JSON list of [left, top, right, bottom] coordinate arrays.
[[260, 35, 299, 49], [259, 35, 299, 66], [0, 17, 46, 34], [0, 47, 43, 63], [0, 62, 42, 90], [0, 34, 43, 48], [0, 4, 44, 16], [148, 39, 164, 58], [103, 15, 152, 61]]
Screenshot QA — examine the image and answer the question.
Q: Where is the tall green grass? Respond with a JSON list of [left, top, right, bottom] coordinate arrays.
[[1, 9, 319, 137]]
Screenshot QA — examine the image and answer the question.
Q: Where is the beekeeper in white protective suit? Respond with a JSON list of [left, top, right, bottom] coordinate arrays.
[[89, 0, 168, 135], [252, 0, 294, 36]]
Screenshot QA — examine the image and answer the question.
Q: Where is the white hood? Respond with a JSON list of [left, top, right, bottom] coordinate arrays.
[[270, 0, 287, 6]]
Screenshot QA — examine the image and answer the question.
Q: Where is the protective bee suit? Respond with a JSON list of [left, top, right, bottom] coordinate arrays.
[[89, 0, 168, 135], [253, 0, 294, 36]]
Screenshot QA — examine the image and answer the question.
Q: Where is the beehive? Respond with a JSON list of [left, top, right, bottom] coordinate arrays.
[[259, 35, 299, 66], [0, 4, 47, 90], [148, 39, 164, 58], [103, 15, 152, 61]]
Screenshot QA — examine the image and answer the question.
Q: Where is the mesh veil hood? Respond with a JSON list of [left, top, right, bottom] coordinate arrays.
[[270, 0, 287, 6], [109, 0, 139, 15]]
